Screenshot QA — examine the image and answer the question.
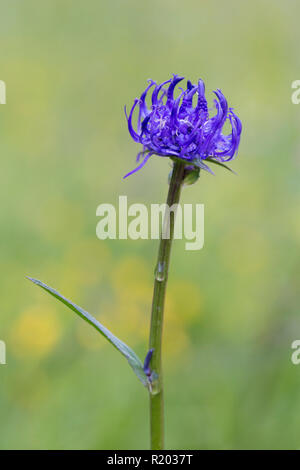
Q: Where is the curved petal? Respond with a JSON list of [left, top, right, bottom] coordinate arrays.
[[213, 89, 228, 125], [166, 74, 184, 107], [179, 84, 197, 116], [141, 114, 151, 136], [151, 79, 172, 106], [123, 151, 154, 179], [195, 79, 208, 117], [137, 80, 156, 132], [125, 100, 140, 142], [200, 98, 224, 156], [214, 112, 240, 161], [187, 80, 193, 91], [170, 89, 186, 128]]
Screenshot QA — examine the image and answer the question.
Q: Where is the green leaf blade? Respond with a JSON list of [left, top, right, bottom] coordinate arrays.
[[205, 157, 237, 175], [27, 277, 147, 387]]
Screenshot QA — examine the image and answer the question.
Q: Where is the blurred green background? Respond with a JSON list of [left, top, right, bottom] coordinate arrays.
[[1, 0, 300, 450]]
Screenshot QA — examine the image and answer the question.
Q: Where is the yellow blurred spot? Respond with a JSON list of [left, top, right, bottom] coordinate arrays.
[[105, 256, 152, 343], [162, 280, 202, 360], [35, 197, 86, 244], [76, 319, 106, 351], [220, 227, 270, 275], [99, 298, 149, 345], [9, 370, 50, 410], [111, 256, 151, 293], [164, 325, 190, 363], [108, 256, 200, 357], [11, 305, 61, 358], [90, 255, 201, 359], [59, 238, 111, 297], [166, 281, 202, 322]]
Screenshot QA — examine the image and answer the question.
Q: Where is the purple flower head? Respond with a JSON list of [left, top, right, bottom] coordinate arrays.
[[124, 74, 242, 178]]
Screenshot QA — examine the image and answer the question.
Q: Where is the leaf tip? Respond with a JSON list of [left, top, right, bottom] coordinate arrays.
[[26, 276, 41, 286]]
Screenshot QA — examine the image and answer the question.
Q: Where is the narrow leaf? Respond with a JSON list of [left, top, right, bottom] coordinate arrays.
[[205, 158, 237, 175], [192, 159, 215, 175], [27, 277, 147, 386]]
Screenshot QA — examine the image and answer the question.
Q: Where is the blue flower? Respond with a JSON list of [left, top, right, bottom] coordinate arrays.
[[124, 74, 242, 178]]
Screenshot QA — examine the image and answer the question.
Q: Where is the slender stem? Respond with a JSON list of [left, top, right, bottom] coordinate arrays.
[[148, 160, 186, 450]]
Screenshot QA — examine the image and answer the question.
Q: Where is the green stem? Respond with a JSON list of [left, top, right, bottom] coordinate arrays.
[[148, 160, 186, 450]]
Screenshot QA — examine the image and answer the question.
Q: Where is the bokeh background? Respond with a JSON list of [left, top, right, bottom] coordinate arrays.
[[1, 0, 300, 449]]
